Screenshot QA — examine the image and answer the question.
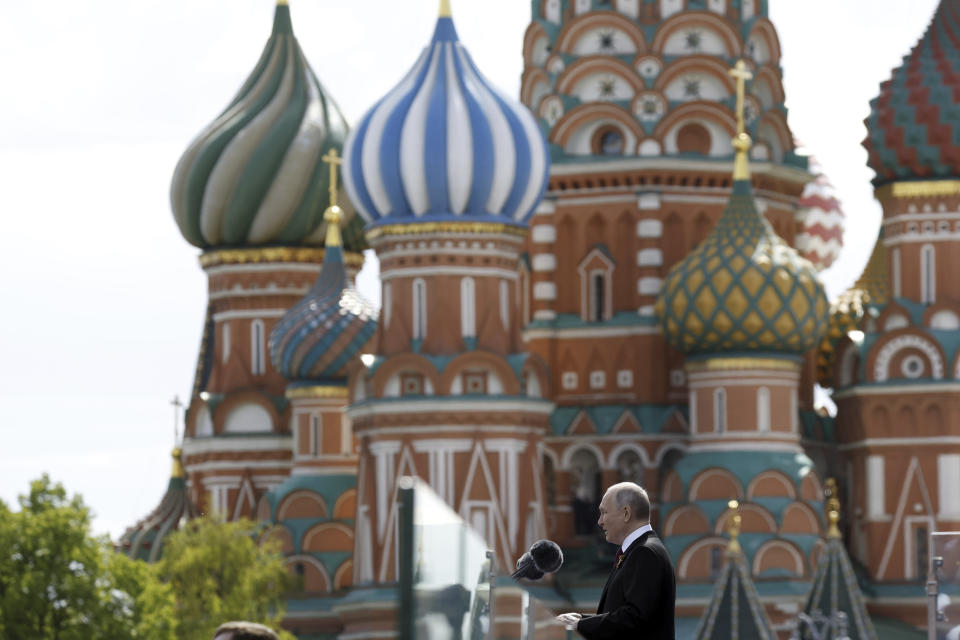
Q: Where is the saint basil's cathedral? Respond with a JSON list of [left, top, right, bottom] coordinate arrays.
[[117, 0, 960, 637]]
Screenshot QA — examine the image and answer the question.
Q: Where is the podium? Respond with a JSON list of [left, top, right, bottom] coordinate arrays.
[[396, 477, 582, 640]]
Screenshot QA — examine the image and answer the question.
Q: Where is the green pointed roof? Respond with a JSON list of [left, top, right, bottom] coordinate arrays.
[[170, 2, 356, 250], [800, 479, 878, 640], [695, 549, 777, 640], [116, 449, 198, 563]]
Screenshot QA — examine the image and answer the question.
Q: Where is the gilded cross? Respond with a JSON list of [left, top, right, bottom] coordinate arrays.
[[170, 395, 183, 442], [321, 148, 343, 210], [728, 60, 753, 136]]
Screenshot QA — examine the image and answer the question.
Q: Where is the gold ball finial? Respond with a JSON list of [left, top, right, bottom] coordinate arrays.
[[321, 148, 345, 248], [439, 0, 452, 17], [825, 478, 842, 539], [171, 448, 185, 479], [728, 60, 753, 181], [727, 499, 743, 554]]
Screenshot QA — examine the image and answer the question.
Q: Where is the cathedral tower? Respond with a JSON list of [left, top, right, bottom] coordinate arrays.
[[171, 1, 364, 519], [341, 1, 553, 586]]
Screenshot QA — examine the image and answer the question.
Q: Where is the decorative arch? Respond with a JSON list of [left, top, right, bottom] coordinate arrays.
[[653, 443, 687, 466], [688, 468, 743, 501], [439, 351, 521, 396], [555, 12, 647, 54], [747, 470, 796, 500], [746, 18, 782, 64], [551, 103, 645, 152], [655, 55, 735, 96], [333, 489, 357, 519], [259, 525, 294, 554], [287, 555, 330, 593], [522, 353, 552, 399], [714, 503, 777, 534], [678, 536, 729, 580], [555, 57, 645, 100], [800, 470, 823, 502], [870, 331, 946, 382], [607, 442, 652, 469], [655, 102, 736, 157], [755, 110, 793, 162], [780, 501, 821, 535], [926, 306, 960, 331], [560, 442, 607, 470], [334, 559, 354, 590], [835, 339, 861, 388], [751, 66, 784, 109], [214, 391, 279, 435], [665, 505, 711, 536], [661, 470, 684, 503], [277, 490, 329, 521], [651, 12, 741, 57], [302, 522, 354, 553], [370, 352, 441, 397], [521, 67, 552, 110], [752, 539, 805, 577], [522, 21, 550, 67]]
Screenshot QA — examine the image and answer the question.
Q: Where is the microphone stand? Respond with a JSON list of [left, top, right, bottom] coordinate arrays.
[[486, 550, 496, 640]]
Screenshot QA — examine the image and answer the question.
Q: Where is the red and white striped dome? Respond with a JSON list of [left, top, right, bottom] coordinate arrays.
[[795, 157, 844, 272]]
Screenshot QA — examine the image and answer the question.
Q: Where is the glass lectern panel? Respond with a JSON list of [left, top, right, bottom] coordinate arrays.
[[397, 476, 581, 640], [931, 531, 960, 640]]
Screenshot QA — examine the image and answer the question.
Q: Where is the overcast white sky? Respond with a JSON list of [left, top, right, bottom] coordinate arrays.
[[0, 0, 941, 538]]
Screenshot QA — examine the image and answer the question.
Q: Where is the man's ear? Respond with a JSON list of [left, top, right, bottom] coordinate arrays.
[[623, 506, 631, 522]]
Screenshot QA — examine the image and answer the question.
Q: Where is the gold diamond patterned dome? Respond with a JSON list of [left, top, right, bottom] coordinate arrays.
[[655, 180, 829, 355]]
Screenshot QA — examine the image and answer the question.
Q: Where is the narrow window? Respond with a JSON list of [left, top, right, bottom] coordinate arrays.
[[461, 277, 476, 338], [500, 280, 510, 329], [412, 278, 427, 340], [251, 319, 265, 376], [383, 282, 392, 329], [915, 526, 929, 583], [589, 271, 607, 321], [757, 387, 770, 432], [714, 388, 727, 433], [921, 244, 935, 304], [222, 321, 231, 363], [892, 247, 901, 298], [311, 414, 320, 457]]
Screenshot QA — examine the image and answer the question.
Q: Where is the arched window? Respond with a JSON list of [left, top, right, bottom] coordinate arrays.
[[412, 278, 427, 340], [590, 271, 606, 322], [499, 280, 510, 329], [251, 319, 265, 376], [714, 388, 727, 433], [570, 449, 602, 535], [592, 126, 625, 156], [616, 450, 644, 484], [921, 244, 936, 304], [892, 247, 902, 298], [757, 387, 770, 432], [461, 277, 476, 338], [222, 322, 231, 363], [676, 122, 711, 155]]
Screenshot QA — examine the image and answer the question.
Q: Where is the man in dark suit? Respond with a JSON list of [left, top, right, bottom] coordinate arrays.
[[556, 482, 676, 639]]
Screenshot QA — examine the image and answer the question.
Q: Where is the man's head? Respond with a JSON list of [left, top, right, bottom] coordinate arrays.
[[212, 621, 279, 640], [597, 482, 651, 546]]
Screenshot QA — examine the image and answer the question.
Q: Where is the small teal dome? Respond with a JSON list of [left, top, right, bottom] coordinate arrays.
[[268, 219, 377, 381], [341, 12, 549, 229]]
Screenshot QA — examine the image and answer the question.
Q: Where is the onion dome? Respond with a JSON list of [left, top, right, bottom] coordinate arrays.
[[864, 0, 960, 184], [800, 480, 879, 640], [694, 501, 776, 640], [656, 62, 829, 356], [816, 230, 888, 385], [341, 3, 549, 229], [795, 157, 845, 271], [268, 184, 377, 382], [170, 1, 350, 249], [117, 448, 197, 563]]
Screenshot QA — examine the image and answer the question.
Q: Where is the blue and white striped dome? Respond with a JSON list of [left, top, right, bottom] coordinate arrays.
[[342, 13, 549, 229]]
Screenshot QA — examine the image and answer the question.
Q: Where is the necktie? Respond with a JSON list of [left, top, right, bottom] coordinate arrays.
[[614, 546, 624, 568]]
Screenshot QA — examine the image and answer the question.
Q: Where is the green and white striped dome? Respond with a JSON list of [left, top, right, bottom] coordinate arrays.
[[170, 2, 349, 249]]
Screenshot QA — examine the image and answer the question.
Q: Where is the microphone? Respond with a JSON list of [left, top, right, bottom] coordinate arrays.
[[511, 539, 563, 580]]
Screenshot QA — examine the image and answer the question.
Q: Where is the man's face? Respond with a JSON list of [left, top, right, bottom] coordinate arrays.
[[597, 490, 629, 545]]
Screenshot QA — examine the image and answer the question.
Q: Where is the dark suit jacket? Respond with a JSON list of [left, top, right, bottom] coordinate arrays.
[[576, 530, 676, 640]]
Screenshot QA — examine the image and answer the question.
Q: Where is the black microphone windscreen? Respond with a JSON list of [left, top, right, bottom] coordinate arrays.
[[529, 539, 563, 574], [512, 551, 544, 580]]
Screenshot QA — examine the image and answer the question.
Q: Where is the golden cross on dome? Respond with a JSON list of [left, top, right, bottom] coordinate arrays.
[[170, 395, 183, 443], [726, 499, 743, 554], [728, 60, 753, 181], [322, 148, 343, 211]]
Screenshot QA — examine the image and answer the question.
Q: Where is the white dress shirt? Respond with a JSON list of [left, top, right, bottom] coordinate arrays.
[[620, 523, 653, 553]]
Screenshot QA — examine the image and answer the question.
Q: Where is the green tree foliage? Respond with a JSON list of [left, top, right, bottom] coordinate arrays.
[[158, 516, 296, 640], [0, 475, 177, 639]]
